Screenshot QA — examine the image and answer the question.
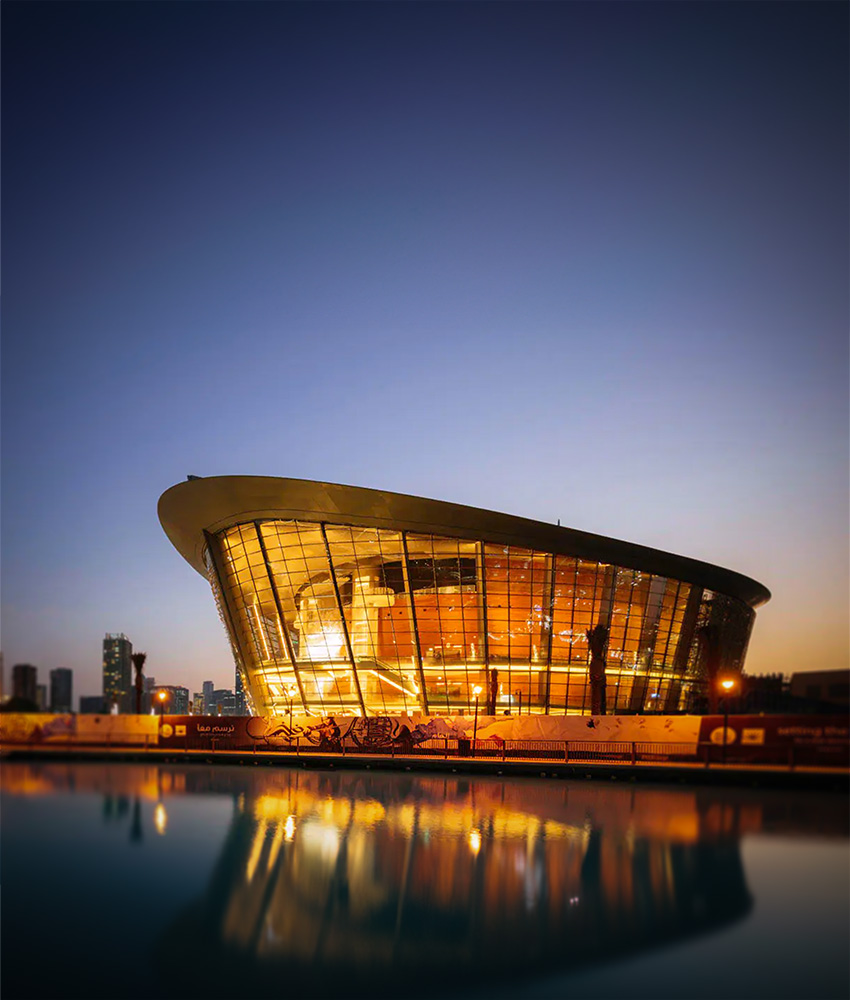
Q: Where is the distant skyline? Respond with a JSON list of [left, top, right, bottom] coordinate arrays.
[[3, 1, 847, 700]]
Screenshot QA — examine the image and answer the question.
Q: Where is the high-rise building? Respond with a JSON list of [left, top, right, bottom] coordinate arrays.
[[192, 691, 205, 714], [36, 685, 48, 711], [12, 664, 38, 705], [152, 685, 190, 715], [235, 670, 247, 715], [211, 689, 237, 716], [203, 688, 238, 716], [80, 695, 106, 714], [171, 685, 189, 715], [103, 634, 132, 713], [143, 676, 157, 714], [50, 668, 73, 713], [202, 680, 214, 711]]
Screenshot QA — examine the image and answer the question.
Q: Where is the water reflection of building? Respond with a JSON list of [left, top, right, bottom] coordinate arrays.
[[159, 477, 770, 720], [153, 770, 763, 994], [5, 763, 847, 1000]]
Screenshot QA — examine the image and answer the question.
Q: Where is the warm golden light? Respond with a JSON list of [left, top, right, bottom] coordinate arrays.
[[245, 820, 269, 882], [251, 602, 271, 660], [469, 828, 482, 853], [266, 823, 285, 872], [205, 510, 765, 719], [154, 802, 168, 835], [284, 815, 296, 842], [303, 625, 345, 660], [368, 670, 418, 698], [158, 691, 166, 702], [720, 678, 736, 692]]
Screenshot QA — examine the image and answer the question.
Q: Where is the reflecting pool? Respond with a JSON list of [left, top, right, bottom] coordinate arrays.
[[2, 762, 847, 1000]]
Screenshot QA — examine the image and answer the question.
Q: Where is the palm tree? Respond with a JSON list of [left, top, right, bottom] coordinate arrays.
[[131, 652, 147, 715], [586, 624, 609, 715]]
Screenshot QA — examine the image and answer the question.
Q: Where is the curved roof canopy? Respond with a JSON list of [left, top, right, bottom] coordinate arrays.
[[158, 476, 771, 608]]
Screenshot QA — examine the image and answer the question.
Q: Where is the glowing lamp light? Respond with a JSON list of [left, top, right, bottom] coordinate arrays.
[[284, 815, 296, 842], [469, 829, 482, 854], [154, 803, 167, 836], [304, 626, 345, 660], [718, 677, 738, 765], [473, 685, 482, 697]]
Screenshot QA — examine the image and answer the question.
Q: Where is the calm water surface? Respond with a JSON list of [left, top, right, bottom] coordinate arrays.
[[2, 762, 847, 1000]]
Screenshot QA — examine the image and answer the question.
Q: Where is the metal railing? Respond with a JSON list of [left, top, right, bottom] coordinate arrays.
[[222, 737, 845, 768], [5, 734, 847, 769]]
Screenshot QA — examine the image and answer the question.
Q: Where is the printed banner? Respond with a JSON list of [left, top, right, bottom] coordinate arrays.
[[157, 713, 702, 754], [0, 713, 159, 745], [697, 715, 849, 765]]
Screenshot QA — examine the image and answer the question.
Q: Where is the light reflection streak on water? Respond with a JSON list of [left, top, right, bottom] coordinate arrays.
[[245, 819, 268, 883], [266, 821, 285, 872], [153, 802, 167, 835]]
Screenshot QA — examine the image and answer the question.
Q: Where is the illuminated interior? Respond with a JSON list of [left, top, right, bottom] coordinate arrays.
[[204, 520, 756, 718]]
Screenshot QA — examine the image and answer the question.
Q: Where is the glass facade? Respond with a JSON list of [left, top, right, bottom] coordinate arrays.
[[204, 520, 756, 718]]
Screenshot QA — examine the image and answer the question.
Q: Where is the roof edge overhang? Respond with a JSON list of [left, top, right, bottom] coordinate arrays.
[[158, 476, 771, 609]]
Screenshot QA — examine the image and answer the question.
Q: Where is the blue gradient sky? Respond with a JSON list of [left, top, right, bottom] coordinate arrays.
[[3, 2, 847, 701]]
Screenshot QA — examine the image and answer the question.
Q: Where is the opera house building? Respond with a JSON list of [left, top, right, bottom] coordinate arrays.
[[158, 476, 770, 719]]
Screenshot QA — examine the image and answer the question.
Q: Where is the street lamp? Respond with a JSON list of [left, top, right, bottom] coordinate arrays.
[[472, 685, 482, 756], [157, 689, 167, 722], [719, 677, 736, 764], [285, 684, 299, 749]]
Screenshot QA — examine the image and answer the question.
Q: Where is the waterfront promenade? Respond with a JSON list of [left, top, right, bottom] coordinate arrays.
[[4, 740, 847, 790], [3, 710, 846, 790]]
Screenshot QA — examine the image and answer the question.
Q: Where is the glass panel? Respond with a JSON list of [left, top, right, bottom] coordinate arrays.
[[482, 545, 550, 713], [550, 555, 579, 670], [326, 526, 419, 716], [216, 525, 295, 715], [255, 521, 350, 715], [406, 533, 483, 714]]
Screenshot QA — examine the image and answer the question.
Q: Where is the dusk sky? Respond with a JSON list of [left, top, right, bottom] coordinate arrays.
[[3, 1, 847, 703]]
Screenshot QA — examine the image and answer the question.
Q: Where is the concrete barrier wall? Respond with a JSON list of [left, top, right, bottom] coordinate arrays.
[[148, 712, 850, 766], [1, 713, 159, 744], [4, 712, 846, 767]]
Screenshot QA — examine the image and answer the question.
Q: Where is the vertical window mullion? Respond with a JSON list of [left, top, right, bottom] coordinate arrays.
[[255, 522, 307, 714], [320, 523, 366, 717]]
